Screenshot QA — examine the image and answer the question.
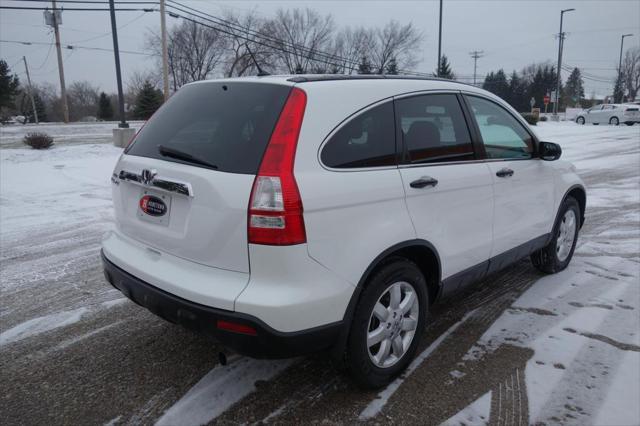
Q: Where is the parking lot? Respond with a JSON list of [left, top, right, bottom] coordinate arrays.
[[1, 121, 639, 425]]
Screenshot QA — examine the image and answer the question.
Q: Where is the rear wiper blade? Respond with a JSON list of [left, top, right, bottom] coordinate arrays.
[[158, 145, 218, 170]]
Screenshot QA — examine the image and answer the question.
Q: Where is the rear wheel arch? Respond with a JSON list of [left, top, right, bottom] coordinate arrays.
[[565, 185, 586, 228], [331, 240, 441, 364]]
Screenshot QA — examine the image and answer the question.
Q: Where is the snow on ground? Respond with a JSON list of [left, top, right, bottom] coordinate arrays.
[[0, 121, 144, 148], [155, 357, 293, 426], [1, 121, 639, 424]]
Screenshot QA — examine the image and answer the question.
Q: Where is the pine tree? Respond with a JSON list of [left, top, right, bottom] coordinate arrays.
[[0, 59, 20, 119], [385, 57, 399, 75], [508, 71, 527, 112], [133, 81, 163, 120], [564, 68, 584, 107], [434, 55, 455, 80], [358, 56, 372, 75], [613, 73, 625, 104], [97, 92, 114, 121], [23, 93, 47, 123]]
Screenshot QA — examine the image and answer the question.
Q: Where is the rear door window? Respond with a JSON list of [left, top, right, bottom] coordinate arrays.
[[321, 102, 396, 168], [395, 93, 475, 164], [126, 82, 292, 174]]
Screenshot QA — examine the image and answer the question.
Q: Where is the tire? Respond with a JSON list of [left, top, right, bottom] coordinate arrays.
[[626, 122, 635, 126], [576, 116, 585, 125], [610, 116, 619, 125], [531, 197, 580, 274], [345, 258, 428, 388]]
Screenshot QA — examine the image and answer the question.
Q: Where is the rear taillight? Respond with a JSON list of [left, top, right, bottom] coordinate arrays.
[[248, 87, 307, 245]]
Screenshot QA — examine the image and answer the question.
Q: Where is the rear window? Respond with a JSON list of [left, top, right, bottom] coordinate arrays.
[[126, 82, 292, 174]]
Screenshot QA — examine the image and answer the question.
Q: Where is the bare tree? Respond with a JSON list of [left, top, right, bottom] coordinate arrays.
[[221, 10, 276, 77], [146, 21, 228, 91], [332, 27, 374, 74], [621, 46, 640, 101], [265, 8, 335, 73], [369, 21, 422, 74], [67, 81, 100, 121]]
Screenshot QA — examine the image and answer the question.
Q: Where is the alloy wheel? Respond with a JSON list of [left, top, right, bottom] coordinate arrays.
[[556, 209, 577, 262], [367, 281, 419, 368]]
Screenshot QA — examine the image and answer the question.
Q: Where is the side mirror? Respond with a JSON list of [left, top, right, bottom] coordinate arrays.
[[539, 141, 562, 161]]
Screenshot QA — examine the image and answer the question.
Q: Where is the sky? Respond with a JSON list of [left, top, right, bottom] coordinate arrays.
[[0, 0, 639, 98]]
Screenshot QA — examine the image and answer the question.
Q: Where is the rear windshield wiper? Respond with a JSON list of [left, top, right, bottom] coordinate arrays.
[[158, 145, 218, 170]]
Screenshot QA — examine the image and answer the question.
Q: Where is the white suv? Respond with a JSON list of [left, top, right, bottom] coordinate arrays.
[[102, 75, 586, 387]]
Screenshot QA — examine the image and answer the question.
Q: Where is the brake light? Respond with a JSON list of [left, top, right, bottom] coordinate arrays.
[[248, 88, 307, 245]]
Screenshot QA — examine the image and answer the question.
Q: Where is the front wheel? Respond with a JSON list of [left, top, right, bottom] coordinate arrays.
[[626, 122, 635, 126], [346, 258, 428, 388], [531, 197, 580, 274], [576, 116, 585, 125], [610, 116, 619, 125]]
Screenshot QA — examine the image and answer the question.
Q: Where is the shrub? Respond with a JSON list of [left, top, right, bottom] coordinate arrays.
[[23, 132, 54, 149], [539, 115, 548, 122], [520, 112, 539, 125]]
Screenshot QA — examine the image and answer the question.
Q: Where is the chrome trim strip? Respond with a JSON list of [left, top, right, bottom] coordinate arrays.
[[117, 170, 194, 197]]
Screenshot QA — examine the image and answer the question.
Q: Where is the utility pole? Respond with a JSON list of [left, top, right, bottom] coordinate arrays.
[[437, 0, 443, 77], [159, 0, 169, 100], [618, 33, 633, 100], [108, 0, 128, 128], [22, 56, 39, 124], [469, 50, 484, 86], [51, 0, 69, 123], [554, 8, 575, 118]]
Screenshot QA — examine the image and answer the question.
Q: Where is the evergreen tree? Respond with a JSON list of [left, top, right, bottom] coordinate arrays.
[[434, 55, 455, 80], [385, 57, 399, 75], [0, 59, 20, 118], [133, 81, 163, 120], [508, 70, 528, 112], [613, 73, 625, 104], [564, 67, 585, 106], [527, 64, 557, 111], [97, 92, 114, 120], [358, 56, 372, 74], [22, 93, 47, 123]]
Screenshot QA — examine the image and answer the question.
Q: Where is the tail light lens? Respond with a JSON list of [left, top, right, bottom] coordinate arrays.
[[248, 88, 307, 245]]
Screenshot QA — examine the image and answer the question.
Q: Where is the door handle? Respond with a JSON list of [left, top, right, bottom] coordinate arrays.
[[410, 176, 439, 188], [496, 168, 514, 178]]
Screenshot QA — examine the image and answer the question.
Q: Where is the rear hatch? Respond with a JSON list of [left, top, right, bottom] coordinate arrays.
[[112, 81, 293, 273]]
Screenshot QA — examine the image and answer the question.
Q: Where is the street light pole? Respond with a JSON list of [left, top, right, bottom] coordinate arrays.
[[437, 0, 443, 77], [618, 33, 633, 101], [554, 8, 575, 118], [108, 0, 128, 128]]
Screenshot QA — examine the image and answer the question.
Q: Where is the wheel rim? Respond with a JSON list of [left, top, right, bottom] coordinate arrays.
[[611, 117, 619, 125], [556, 210, 577, 262], [367, 281, 419, 368], [577, 117, 584, 124]]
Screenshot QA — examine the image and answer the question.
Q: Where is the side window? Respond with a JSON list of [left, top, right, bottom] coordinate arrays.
[[395, 94, 475, 164], [466, 96, 534, 160], [321, 102, 396, 168]]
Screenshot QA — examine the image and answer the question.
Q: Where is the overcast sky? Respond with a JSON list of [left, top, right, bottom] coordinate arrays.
[[1, 0, 638, 98]]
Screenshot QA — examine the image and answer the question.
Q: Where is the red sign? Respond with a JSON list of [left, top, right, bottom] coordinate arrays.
[[543, 95, 550, 105]]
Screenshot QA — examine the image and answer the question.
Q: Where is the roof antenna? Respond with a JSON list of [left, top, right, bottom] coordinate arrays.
[[245, 43, 270, 76]]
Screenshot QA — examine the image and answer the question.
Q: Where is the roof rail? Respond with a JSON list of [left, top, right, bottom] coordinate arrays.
[[286, 74, 468, 85]]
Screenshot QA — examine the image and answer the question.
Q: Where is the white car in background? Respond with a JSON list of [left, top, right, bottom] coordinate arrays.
[[575, 103, 640, 126]]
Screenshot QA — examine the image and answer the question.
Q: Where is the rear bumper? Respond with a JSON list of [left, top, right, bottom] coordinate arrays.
[[102, 251, 342, 358]]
